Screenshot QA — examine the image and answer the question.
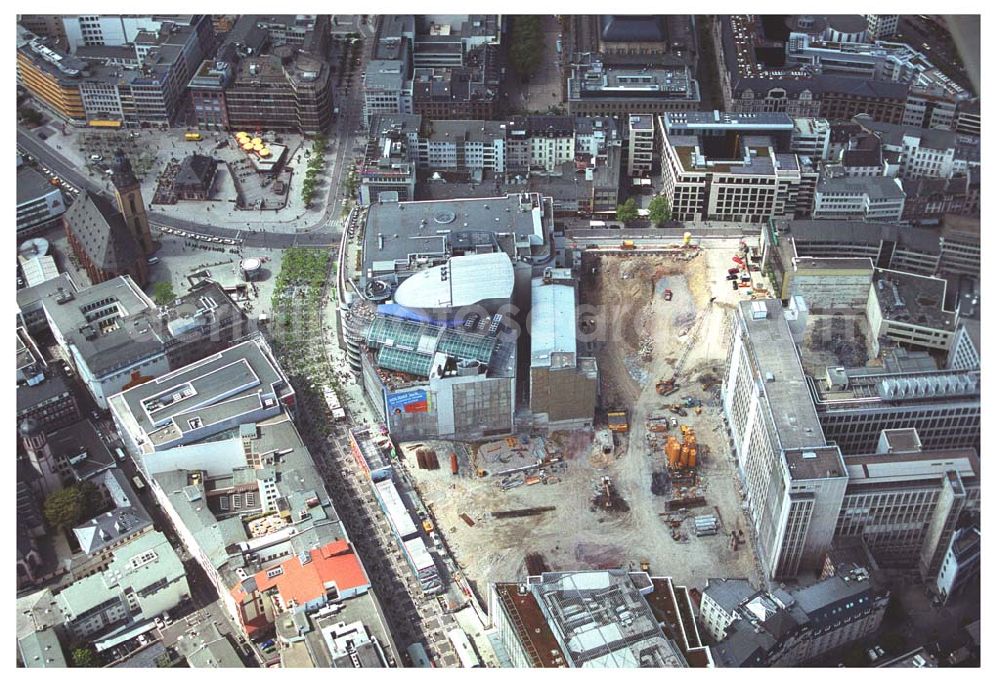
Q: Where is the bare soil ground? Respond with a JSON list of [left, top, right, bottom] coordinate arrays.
[[401, 240, 767, 592], [800, 313, 873, 376]]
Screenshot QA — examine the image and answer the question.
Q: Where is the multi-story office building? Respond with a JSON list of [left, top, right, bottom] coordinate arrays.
[[359, 114, 421, 205], [837, 428, 979, 578], [363, 21, 415, 126], [142, 411, 392, 652], [108, 337, 293, 460], [54, 531, 189, 640], [45, 277, 246, 409], [490, 570, 711, 667], [854, 115, 975, 180], [363, 15, 501, 124], [865, 15, 900, 40], [411, 63, 498, 121], [419, 119, 507, 173], [900, 175, 979, 224], [61, 15, 167, 51], [784, 34, 969, 108], [16, 30, 88, 123], [339, 192, 564, 439], [790, 117, 831, 162], [187, 59, 232, 130], [17, 14, 67, 43], [17, 166, 66, 237], [567, 54, 700, 116], [659, 111, 816, 223], [865, 269, 956, 355], [948, 319, 980, 371], [812, 174, 905, 222], [18, 17, 211, 127], [722, 299, 848, 580], [763, 218, 978, 283], [503, 116, 575, 174], [705, 565, 889, 666], [529, 270, 598, 431], [627, 114, 655, 176], [935, 525, 980, 604], [16, 327, 82, 431], [809, 365, 980, 455], [955, 99, 980, 137], [720, 16, 928, 124], [224, 51, 333, 135]]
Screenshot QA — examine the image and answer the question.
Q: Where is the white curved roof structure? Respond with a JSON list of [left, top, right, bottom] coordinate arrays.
[[393, 252, 514, 310]]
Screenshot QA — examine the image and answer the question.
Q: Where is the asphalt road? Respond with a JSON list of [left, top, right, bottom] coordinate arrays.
[[945, 15, 980, 96]]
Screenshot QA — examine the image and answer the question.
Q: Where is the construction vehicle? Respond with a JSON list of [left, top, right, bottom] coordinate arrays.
[[663, 288, 673, 301], [655, 378, 677, 395], [667, 404, 688, 417], [608, 410, 629, 433], [732, 256, 745, 268], [621, 240, 636, 250]]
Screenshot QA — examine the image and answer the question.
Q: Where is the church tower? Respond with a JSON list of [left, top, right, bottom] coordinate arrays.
[[19, 418, 63, 496], [111, 149, 154, 255]]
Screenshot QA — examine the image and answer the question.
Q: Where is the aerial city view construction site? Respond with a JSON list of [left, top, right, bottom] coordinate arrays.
[[14, 10, 981, 670]]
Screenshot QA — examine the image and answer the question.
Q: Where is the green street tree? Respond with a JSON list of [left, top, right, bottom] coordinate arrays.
[[647, 195, 672, 226], [152, 281, 176, 306], [508, 16, 543, 81], [72, 647, 99, 668], [616, 197, 640, 224], [44, 487, 84, 530]]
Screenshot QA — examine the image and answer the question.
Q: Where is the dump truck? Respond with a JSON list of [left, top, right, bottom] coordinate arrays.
[[608, 410, 629, 433], [621, 240, 636, 250]]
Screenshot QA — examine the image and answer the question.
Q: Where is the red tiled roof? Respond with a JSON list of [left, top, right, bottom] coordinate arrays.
[[234, 540, 369, 610]]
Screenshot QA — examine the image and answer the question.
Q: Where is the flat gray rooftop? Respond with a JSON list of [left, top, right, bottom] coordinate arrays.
[[360, 193, 547, 289], [42, 276, 163, 377], [663, 110, 793, 131], [739, 300, 826, 450], [873, 269, 955, 329], [111, 338, 291, 447], [817, 175, 904, 200], [783, 446, 845, 481]]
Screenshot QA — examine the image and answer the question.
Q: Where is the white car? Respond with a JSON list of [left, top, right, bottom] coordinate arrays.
[[89, 154, 103, 161]]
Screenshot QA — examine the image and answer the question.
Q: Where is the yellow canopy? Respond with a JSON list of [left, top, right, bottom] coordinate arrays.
[[242, 142, 254, 151], [251, 137, 262, 146], [259, 148, 271, 157]]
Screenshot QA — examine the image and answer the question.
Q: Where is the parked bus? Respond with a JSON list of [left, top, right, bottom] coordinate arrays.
[[446, 628, 481, 668], [406, 642, 432, 668]]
